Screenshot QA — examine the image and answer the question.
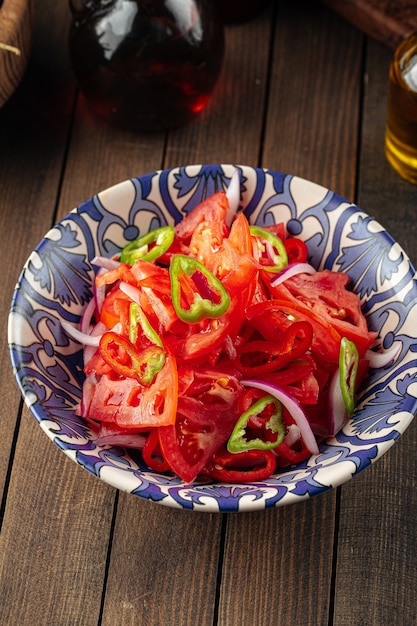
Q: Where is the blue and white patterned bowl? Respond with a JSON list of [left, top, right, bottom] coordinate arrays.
[[8, 164, 417, 512]]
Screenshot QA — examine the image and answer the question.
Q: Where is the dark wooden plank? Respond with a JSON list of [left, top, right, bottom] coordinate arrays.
[[0, 406, 116, 625], [215, 3, 365, 624], [0, 3, 74, 500], [263, 0, 364, 202], [321, 0, 417, 49], [56, 102, 167, 218], [333, 38, 417, 625], [0, 4, 123, 624], [101, 494, 223, 626], [218, 494, 336, 625], [99, 13, 275, 626]]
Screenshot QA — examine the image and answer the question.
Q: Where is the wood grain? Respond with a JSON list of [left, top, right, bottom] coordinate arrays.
[[0, 407, 116, 625], [1, 0, 417, 624], [263, 0, 364, 201], [0, 1, 74, 504], [0, 0, 32, 106], [333, 37, 417, 626], [218, 494, 337, 626], [320, 0, 417, 49]]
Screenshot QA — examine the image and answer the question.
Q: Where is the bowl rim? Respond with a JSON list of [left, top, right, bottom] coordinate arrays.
[[8, 164, 417, 512]]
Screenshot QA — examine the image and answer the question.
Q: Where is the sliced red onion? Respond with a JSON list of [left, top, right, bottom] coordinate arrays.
[[271, 262, 316, 288], [95, 432, 147, 449], [266, 240, 276, 263], [225, 168, 240, 227], [91, 255, 121, 270], [365, 343, 401, 369], [83, 321, 108, 364], [93, 266, 109, 314], [241, 379, 319, 454], [61, 319, 101, 347], [283, 423, 301, 447], [80, 296, 97, 334], [328, 368, 348, 436], [119, 281, 141, 304]]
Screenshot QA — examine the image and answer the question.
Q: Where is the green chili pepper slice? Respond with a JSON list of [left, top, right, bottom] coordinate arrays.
[[129, 302, 163, 348], [121, 225, 174, 265], [339, 337, 359, 414], [169, 254, 230, 324], [227, 395, 285, 453], [250, 225, 288, 272]]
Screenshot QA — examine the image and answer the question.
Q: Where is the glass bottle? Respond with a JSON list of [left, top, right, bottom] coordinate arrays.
[[68, 0, 225, 131], [385, 32, 417, 184]]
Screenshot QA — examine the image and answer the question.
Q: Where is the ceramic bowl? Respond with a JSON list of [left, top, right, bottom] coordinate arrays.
[[8, 164, 417, 512]]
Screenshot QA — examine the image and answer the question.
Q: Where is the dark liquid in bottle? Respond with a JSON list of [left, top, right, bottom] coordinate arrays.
[[69, 0, 224, 132], [213, 0, 271, 24]]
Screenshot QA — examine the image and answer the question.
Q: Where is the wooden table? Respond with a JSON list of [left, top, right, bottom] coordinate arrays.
[[1, 1, 417, 624]]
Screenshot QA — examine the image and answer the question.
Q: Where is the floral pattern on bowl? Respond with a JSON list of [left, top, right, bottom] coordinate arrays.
[[8, 164, 417, 512]]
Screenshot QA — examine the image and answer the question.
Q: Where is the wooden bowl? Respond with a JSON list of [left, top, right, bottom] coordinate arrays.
[[0, 0, 32, 107]]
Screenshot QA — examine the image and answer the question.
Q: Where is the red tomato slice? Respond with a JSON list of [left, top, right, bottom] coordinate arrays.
[[84, 349, 178, 429], [158, 370, 242, 483], [187, 212, 251, 279], [174, 191, 230, 243], [269, 270, 376, 356], [228, 212, 252, 256], [95, 263, 135, 288], [130, 260, 171, 295], [247, 299, 343, 367], [100, 285, 132, 330]]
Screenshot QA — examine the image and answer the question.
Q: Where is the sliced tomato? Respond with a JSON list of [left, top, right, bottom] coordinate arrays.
[[246, 299, 343, 367], [269, 270, 376, 356], [100, 285, 132, 330], [261, 222, 286, 241], [158, 369, 243, 482], [188, 220, 229, 275], [187, 212, 252, 280], [228, 212, 252, 256], [130, 260, 172, 296], [95, 263, 135, 289], [174, 191, 230, 243], [84, 349, 178, 429]]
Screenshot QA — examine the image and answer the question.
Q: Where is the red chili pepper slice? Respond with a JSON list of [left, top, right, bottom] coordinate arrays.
[[142, 429, 170, 472], [274, 441, 311, 467], [284, 237, 309, 264], [202, 447, 276, 483], [234, 321, 313, 377], [99, 331, 165, 385]]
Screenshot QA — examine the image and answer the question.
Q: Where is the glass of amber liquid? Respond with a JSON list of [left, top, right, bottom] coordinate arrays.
[[385, 33, 417, 184]]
